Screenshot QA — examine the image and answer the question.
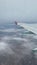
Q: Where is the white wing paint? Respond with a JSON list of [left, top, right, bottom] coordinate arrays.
[[18, 23, 37, 34]]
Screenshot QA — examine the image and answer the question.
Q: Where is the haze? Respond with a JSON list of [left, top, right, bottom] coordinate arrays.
[[0, 0, 37, 22]]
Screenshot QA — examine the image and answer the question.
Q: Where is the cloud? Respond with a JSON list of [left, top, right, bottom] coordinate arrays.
[[0, 0, 37, 22]]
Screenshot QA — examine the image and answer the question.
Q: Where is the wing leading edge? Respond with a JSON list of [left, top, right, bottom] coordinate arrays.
[[18, 23, 37, 34]]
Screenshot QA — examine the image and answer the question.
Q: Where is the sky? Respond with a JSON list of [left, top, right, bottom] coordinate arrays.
[[0, 0, 37, 22]]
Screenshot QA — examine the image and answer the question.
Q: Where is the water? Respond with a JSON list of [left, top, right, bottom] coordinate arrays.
[[0, 23, 37, 65]]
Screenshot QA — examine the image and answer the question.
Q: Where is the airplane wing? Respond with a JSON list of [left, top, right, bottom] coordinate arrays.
[[18, 23, 37, 34]]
